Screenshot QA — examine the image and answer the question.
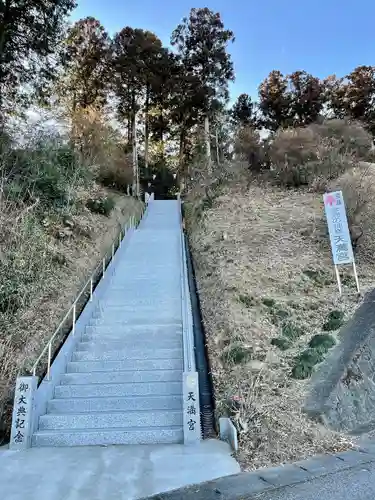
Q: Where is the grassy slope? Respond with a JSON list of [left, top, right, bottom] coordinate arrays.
[[0, 186, 141, 442], [187, 174, 375, 470]]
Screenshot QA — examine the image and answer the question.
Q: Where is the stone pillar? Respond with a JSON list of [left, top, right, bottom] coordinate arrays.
[[183, 372, 201, 444], [10, 376, 38, 450]]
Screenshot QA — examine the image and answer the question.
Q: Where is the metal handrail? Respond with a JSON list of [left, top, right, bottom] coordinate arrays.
[[179, 199, 195, 372], [31, 209, 144, 380]]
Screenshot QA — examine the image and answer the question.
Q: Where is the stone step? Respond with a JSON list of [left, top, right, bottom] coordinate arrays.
[[110, 273, 180, 281], [61, 369, 183, 385], [92, 307, 181, 319], [110, 271, 180, 278], [32, 426, 183, 447], [55, 381, 182, 398], [71, 347, 182, 362], [109, 277, 180, 285], [89, 317, 181, 326], [39, 410, 183, 430], [67, 358, 183, 373], [108, 283, 180, 291], [108, 286, 179, 293], [30, 201, 196, 449], [48, 395, 183, 413], [113, 260, 180, 267], [84, 324, 182, 336], [76, 339, 182, 352], [97, 298, 181, 307], [81, 331, 182, 343]]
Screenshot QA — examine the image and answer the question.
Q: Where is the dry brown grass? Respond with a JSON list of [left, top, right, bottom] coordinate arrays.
[[186, 164, 375, 470], [266, 120, 373, 190]]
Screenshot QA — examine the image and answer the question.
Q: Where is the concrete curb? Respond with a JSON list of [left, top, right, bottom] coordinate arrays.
[[145, 442, 375, 499]]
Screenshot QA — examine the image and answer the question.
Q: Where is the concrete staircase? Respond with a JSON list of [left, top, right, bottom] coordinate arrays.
[[32, 201, 186, 447]]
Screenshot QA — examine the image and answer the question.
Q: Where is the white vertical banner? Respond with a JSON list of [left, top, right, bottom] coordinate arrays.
[[323, 190, 360, 294]]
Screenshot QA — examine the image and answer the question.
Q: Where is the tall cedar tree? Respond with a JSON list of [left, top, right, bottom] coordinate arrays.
[[148, 50, 180, 160], [230, 93, 256, 127], [137, 32, 165, 171], [258, 70, 292, 131], [0, 0, 76, 124], [168, 59, 210, 171], [171, 8, 235, 163], [61, 17, 110, 111], [111, 28, 165, 193]]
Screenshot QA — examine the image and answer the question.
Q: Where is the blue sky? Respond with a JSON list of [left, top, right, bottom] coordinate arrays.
[[72, 0, 375, 102]]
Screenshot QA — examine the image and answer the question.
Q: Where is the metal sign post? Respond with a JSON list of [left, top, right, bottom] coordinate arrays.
[[324, 190, 360, 295]]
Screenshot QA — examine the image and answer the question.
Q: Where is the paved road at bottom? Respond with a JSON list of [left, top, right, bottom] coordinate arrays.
[[253, 462, 375, 500]]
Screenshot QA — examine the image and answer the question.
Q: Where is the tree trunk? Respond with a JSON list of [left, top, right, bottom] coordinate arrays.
[[216, 129, 220, 166], [0, 0, 12, 124], [127, 119, 131, 142], [132, 114, 140, 198], [179, 129, 185, 170], [130, 90, 139, 198], [144, 84, 150, 172], [179, 128, 186, 192], [159, 110, 164, 142], [204, 115, 211, 173], [131, 114, 137, 197]]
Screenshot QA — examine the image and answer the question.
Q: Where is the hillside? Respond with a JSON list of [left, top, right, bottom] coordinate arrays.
[[186, 165, 375, 470], [0, 184, 141, 443]]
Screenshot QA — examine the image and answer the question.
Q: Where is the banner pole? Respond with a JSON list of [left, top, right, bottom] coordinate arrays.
[[352, 261, 360, 294], [334, 265, 342, 295]]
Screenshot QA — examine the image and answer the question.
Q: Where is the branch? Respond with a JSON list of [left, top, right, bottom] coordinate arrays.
[[15, 197, 40, 222]]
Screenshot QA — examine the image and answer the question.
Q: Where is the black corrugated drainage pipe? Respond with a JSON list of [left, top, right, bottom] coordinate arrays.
[[184, 233, 216, 438]]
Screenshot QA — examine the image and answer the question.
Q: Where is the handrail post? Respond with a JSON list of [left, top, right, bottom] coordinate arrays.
[[47, 342, 52, 381], [112, 243, 115, 259], [103, 257, 105, 276], [72, 302, 76, 335], [90, 277, 93, 301]]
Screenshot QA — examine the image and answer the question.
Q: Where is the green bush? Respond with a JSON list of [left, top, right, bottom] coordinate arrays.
[[291, 348, 324, 380], [271, 337, 292, 351], [239, 294, 256, 308], [86, 197, 115, 217], [2, 138, 90, 209], [221, 343, 252, 365], [303, 269, 332, 287], [282, 321, 304, 340], [269, 307, 289, 325], [323, 310, 344, 331], [0, 130, 94, 318], [262, 297, 276, 308], [308, 334, 336, 353], [291, 361, 314, 380]]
